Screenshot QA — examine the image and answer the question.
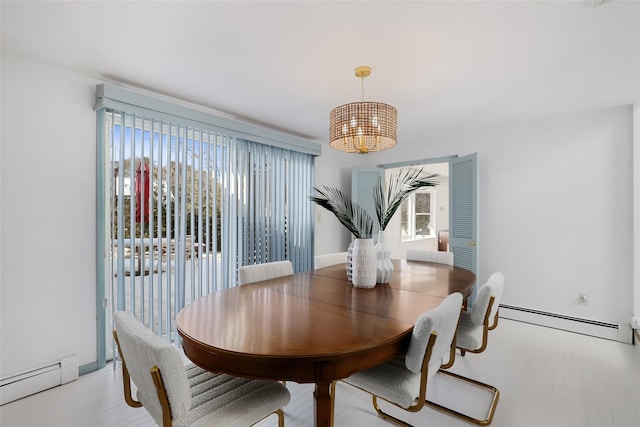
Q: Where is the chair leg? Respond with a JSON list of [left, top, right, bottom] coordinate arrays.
[[424, 370, 500, 426], [274, 408, 285, 427], [371, 396, 414, 427], [334, 382, 415, 427], [441, 342, 457, 369], [488, 310, 499, 331], [112, 330, 142, 409], [150, 366, 172, 427], [119, 360, 143, 408]]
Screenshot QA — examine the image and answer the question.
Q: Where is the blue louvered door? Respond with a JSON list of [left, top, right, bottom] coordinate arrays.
[[449, 153, 478, 279]]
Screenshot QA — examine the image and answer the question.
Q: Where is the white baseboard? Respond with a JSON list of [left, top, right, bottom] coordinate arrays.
[[0, 355, 78, 405], [500, 305, 632, 344]]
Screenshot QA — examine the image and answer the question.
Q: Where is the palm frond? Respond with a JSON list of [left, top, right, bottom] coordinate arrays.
[[310, 186, 373, 238], [374, 168, 440, 231]]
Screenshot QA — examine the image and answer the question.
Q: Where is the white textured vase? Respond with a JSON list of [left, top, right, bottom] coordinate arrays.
[[375, 230, 394, 284], [352, 238, 377, 288]]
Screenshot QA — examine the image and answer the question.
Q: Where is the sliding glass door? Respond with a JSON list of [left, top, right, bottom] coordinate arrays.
[[95, 85, 317, 368]]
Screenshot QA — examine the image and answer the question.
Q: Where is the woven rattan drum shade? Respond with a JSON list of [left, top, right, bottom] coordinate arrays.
[[329, 101, 397, 154]]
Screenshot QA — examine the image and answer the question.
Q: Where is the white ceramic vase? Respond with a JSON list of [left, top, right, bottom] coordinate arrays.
[[352, 238, 377, 288], [375, 230, 394, 284]]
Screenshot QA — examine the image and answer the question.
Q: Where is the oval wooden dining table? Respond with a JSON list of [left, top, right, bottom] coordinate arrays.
[[176, 259, 476, 427]]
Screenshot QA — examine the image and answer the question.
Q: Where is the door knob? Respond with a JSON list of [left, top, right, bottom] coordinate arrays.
[[469, 241, 476, 247]]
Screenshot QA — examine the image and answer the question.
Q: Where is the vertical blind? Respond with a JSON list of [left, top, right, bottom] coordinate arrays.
[[236, 140, 315, 271], [95, 85, 317, 361]]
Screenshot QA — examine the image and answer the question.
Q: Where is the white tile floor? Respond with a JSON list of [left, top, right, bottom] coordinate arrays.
[[1, 319, 639, 427]]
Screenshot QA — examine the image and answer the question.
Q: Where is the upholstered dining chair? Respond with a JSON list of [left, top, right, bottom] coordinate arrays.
[[314, 252, 348, 269], [424, 272, 505, 425], [457, 272, 505, 356], [238, 260, 294, 285], [405, 249, 456, 364], [333, 292, 464, 427], [113, 311, 290, 427], [405, 249, 454, 266]]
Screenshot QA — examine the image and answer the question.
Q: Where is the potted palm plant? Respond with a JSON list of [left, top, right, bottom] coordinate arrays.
[[309, 186, 377, 288], [310, 167, 439, 286]]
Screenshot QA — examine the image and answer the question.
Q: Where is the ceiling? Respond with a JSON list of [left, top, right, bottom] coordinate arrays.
[[2, 1, 638, 144]]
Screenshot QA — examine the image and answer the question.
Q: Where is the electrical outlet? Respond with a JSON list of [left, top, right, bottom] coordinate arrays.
[[578, 294, 588, 305]]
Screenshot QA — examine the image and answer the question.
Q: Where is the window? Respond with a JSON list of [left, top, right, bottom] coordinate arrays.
[[400, 189, 436, 241]]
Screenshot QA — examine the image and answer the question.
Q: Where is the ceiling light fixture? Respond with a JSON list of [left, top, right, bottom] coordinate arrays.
[[329, 66, 397, 154]]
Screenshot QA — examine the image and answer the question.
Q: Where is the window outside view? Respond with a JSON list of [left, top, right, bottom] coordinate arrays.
[[400, 189, 435, 242]]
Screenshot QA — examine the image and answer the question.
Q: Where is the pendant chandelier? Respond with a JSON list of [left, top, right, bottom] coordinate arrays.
[[329, 66, 397, 154]]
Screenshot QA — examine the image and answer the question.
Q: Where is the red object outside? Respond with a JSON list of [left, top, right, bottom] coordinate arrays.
[[135, 160, 151, 223]]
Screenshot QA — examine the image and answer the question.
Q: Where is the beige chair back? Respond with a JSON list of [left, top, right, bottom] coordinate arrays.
[[314, 252, 348, 269], [406, 249, 454, 266], [238, 260, 294, 285]]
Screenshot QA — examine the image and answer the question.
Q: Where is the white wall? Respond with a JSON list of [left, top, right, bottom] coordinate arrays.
[[362, 106, 635, 326], [1, 53, 99, 377], [313, 146, 354, 255]]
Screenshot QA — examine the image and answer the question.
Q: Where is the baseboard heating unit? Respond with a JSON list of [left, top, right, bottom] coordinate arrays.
[[0, 355, 78, 405], [499, 305, 632, 344]]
